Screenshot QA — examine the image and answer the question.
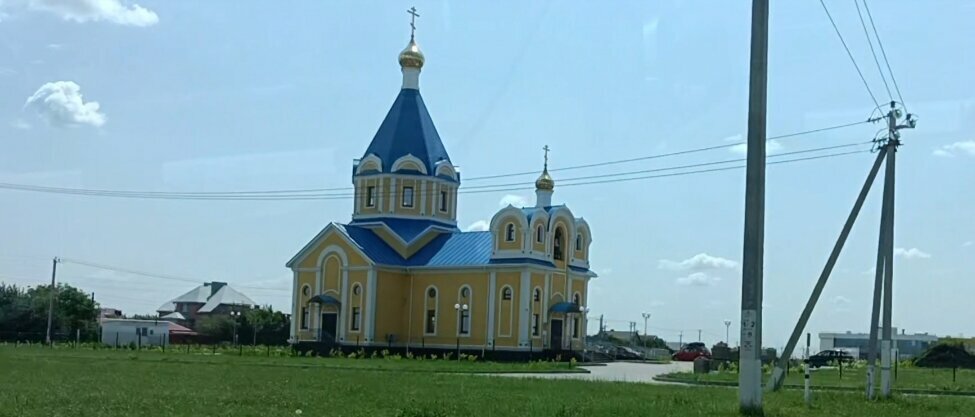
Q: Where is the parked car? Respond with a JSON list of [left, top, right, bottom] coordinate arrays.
[[672, 342, 711, 362], [806, 350, 855, 368]]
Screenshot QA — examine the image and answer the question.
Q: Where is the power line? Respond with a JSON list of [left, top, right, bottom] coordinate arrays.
[[854, 0, 892, 101], [59, 258, 290, 292], [862, 0, 905, 106], [0, 144, 870, 201], [819, 0, 881, 109]]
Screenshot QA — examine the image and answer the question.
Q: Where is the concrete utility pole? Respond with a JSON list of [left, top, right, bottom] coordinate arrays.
[[45, 257, 60, 345], [770, 147, 887, 391], [739, 0, 768, 413], [641, 312, 651, 348], [698, 329, 702, 342], [725, 320, 732, 344]]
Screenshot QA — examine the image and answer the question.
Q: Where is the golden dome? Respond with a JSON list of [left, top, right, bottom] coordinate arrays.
[[535, 169, 554, 191], [399, 39, 425, 69]]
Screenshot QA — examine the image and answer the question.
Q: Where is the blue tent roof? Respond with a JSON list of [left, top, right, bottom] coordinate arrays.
[[362, 89, 451, 174], [549, 302, 583, 313], [349, 217, 457, 244]]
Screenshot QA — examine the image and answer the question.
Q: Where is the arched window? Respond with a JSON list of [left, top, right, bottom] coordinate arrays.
[[575, 234, 583, 251], [425, 287, 438, 335], [498, 285, 514, 337], [457, 286, 472, 336], [573, 292, 581, 305], [533, 288, 541, 302], [554, 227, 565, 260], [536, 225, 544, 243], [502, 287, 513, 300], [350, 284, 362, 331], [531, 287, 542, 337], [505, 223, 515, 242]]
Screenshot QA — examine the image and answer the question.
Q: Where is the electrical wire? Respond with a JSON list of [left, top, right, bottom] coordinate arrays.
[[819, 0, 881, 109], [862, 0, 906, 106], [60, 258, 290, 292], [854, 0, 893, 101]]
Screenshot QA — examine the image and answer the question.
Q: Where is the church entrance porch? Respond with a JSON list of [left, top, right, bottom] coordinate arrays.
[[549, 319, 564, 351], [319, 312, 337, 343]]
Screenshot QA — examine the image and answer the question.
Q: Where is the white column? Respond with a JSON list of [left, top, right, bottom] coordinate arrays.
[[366, 268, 378, 343], [290, 269, 299, 341], [420, 181, 427, 215], [388, 178, 397, 213], [518, 269, 530, 347], [338, 267, 349, 343], [487, 272, 496, 347], [543, 272, 551, 328]]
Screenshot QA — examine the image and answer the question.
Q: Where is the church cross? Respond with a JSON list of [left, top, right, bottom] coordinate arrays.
[[543, 145, 550, 169], [407, 7, 420, 40]]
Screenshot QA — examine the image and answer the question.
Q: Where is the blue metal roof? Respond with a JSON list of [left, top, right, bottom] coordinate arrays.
[[521, 205, 565, 222], [308, 294, 341, 305], [549, 302, 583, 313], [361, 89, 451, 174], [349, 217, 457, 243]]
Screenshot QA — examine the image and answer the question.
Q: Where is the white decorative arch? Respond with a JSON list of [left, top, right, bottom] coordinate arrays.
[[391, 154, 429, 174], [574, 218, 592, 258], [316, 244, 349, 268], [490, 206, 529, 250], [435, 161, 458, 181], [355, 154, 383, 174]]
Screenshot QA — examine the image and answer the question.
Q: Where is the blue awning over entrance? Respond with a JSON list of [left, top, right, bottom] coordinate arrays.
[[308, 294, 341, 306], [549, 302, 583, 313]]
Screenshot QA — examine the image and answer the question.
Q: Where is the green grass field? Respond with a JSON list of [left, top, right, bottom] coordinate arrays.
[[661, 364, 975, 393], [1, 347, 973, 417]]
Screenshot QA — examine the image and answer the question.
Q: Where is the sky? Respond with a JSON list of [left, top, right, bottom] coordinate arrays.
[[1, 0, 973, 350]]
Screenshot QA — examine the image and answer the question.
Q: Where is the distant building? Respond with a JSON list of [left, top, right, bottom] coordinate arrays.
[[101, 319, 171, 347], [99, 308, 122, 321], [156, 281, 256, 326], [820, 328, 938, 359]]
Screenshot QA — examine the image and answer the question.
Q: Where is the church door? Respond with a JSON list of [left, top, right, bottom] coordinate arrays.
[[320, 313, 338, 343], [550, 319, 563, 351]]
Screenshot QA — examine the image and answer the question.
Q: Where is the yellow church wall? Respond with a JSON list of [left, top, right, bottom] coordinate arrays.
[[296, 231, 369, 269], [530, 219, 546, 253], [395, 178, 421, 216], [374, 271, 409, 344], [496, 215, 524, 251], [322, 256, 341, 293], [430, 184, 455, 223], [357, 177, 382, 215], [550, 272, 567, 302], [529, 272, 546, 341], [494, 272, 520, 348], [295, 270, 316, 341], [406, 271, 490, 347], [344, 270, 368, 342]]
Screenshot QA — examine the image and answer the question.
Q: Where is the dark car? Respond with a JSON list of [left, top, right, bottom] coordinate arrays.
[[806, 350, 855, 368], [612, 346, 644, 360], [672, 342, 712, 362]]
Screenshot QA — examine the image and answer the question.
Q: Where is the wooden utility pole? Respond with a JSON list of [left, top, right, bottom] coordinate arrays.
[[45, 257, 60, 344]]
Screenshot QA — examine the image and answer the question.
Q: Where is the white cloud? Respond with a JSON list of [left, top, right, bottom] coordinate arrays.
[[933, 141, 975, 157], [658, 253, 738, 271], [894, 247, 931, 260], [964, 241, 973, 247], [29, 0, 159, 27], [464, 220, 489, 232], [498, 194, 528, 208], [47, 43, 63, 49], [832, 295, 851, 305], [10, 119, 31, 130], [729, 139, 784, 155], [25, 81, 106, 127], [676, 272, 722, 287]]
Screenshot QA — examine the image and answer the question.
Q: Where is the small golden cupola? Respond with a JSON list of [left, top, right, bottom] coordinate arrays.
[[399, 7, 425, 90], [535, 145, 554, 207]]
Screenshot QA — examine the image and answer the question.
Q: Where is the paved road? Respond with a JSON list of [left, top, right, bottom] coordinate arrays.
[[491, 361, 694, 384]]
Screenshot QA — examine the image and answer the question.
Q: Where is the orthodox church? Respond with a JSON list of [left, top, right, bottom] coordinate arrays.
[[286, 23, 596, 357]]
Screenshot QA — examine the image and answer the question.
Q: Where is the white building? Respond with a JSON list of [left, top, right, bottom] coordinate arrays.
[[820, 328, 939, 359], [101, 319, 171, 347]]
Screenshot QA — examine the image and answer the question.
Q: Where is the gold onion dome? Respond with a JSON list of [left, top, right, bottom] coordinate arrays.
[[399, 39, 425, 69], [535, 169, 554, 191]]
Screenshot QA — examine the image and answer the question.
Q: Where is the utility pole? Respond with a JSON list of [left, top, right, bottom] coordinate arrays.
[[740, 0, 768, 413], [698, 329, 703, 342], [725, 320, 732, 344], [641, 312, 651, 348], [45, 257, 60, 345], [599, 314, 604, 334], [679, 331, 683, 348]]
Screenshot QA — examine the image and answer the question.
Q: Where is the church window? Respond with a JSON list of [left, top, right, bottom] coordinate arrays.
[[461, 287, 470, 298], [459, 308, 470, 335], [402, 186, 415, 207], [301, 285, 310, 297], [351, 307, 361, 331], [573, 292, 581, 305], [554, 228, 565, 260], [425, 287, 438, 335], [576, 234, 583, 251], [502, 287, 512, 300], [536, 225, 544, 243], [533, 288, 541, 302], [439, 190, 448, 211], [572, 317, 580, 339], [504, 224, 515, 242], [532, 314, 540, 336], [366, 186, 376, 207], [300, 307, 309, 330], [352, 284, 362, 295]]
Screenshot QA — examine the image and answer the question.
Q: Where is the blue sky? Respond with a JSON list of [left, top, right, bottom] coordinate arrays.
[[1, 0, 972, 349]]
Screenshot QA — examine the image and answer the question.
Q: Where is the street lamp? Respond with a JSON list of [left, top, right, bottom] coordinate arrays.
[[641, 312, 651, 349], [454, 303, 468, 360], [724, 319, 732, 344], [231, 310, 242, 346]]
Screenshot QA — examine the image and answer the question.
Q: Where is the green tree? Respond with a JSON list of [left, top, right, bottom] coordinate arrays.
[[242, 305, 290, 345], [0, 282, 99, 342], [195, 315, 236, 342]]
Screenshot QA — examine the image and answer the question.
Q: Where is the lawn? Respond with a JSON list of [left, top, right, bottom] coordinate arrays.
[[661, 364, 975, 393], [1, 347, 973, 417]]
